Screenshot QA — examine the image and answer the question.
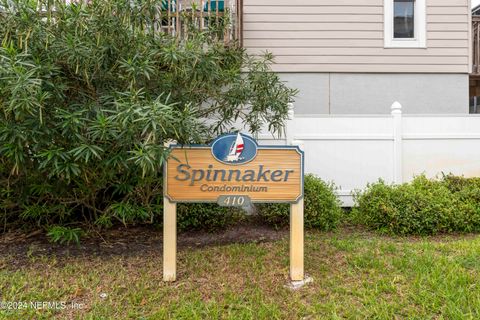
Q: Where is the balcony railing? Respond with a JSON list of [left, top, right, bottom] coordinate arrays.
[[154, 0, 243, 45], [1, 0, 243, 45]]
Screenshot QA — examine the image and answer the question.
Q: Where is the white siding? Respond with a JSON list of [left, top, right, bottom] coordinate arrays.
[[243, 0, 470, 73]]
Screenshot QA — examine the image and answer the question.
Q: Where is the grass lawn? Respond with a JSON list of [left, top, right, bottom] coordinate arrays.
[[1, 227, 480, 319]]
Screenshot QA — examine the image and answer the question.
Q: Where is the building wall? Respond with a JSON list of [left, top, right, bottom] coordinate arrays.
[[243, 0, 471, 73], [280, 73, 469, 114]]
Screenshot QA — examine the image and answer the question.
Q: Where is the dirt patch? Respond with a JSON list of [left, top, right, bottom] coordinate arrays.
[[0, 222, 288, 269]]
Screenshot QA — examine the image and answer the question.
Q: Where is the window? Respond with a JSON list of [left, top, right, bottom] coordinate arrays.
[[384, 0, 426, 48], [394, 0, 414, 38]]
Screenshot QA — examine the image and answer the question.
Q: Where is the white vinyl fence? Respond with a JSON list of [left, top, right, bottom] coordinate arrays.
[[258, 103, 480, 206]]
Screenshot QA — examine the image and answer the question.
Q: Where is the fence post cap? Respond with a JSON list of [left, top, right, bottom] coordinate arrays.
[[391, 101, 402, 114]]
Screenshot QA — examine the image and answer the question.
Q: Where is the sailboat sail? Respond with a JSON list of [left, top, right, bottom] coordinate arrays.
[[226, 133, 244, 162]]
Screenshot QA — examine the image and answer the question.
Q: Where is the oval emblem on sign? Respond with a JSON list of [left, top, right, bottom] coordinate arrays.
[[211, 133, 258, 165]]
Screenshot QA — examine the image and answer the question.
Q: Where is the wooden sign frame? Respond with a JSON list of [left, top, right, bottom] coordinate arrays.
[[163, 134, 304, 282]]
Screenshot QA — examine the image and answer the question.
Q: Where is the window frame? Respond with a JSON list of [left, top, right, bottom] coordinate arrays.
[[384, 0, 426, 48]]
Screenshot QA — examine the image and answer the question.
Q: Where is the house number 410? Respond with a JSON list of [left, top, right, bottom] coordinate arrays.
[[217, 195, 251, 207]]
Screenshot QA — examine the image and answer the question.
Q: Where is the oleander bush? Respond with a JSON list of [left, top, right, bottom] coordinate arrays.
[[256, 174, 342, 230], [0, 0, 296, 240], [352, 174, 480, 235], [47, 225, 84, 245]]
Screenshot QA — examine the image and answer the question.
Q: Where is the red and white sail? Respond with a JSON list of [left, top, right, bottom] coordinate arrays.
[[226, 133, 244, 162]]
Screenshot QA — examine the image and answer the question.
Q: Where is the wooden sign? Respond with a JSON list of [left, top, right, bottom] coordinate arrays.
[[163, 133, 305, 282], [164, 136, 303, 204]]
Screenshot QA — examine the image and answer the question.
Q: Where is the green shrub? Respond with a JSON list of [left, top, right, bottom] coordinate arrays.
[[0, 0, 295, 234], [442, 175, 480, 231], [256, 203, 289, 230], [256, 174, 342, 230], [177, 203, 244, 232], [352, 175, 480, 235]]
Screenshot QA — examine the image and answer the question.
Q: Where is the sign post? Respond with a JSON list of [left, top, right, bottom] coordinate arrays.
[[163, 133, 304, 282], [163, 196, 177, 281], [290, 198, 304, 281]]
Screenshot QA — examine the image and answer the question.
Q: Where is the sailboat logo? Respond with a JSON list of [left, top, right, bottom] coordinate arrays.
[[226, 133, 245, 162], [210, 133, 258, 165]]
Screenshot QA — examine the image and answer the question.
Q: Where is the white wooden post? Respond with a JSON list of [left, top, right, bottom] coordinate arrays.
[[391, 101, 403, 184], [285, 103, 295, 145], [163, 197, 177, 281], [290, 139, 304, 281], [163, 140, 177, 282]]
